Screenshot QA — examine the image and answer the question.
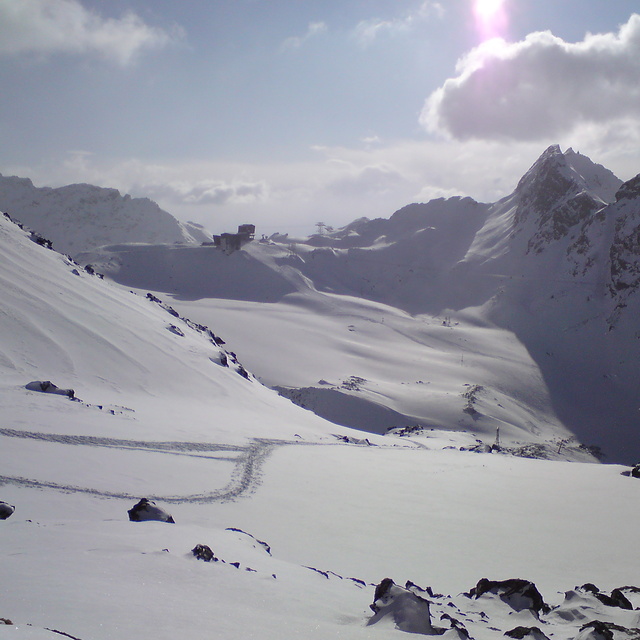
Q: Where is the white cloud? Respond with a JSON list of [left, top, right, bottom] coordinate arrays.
[[353, 1, 444, 47], [422, 13, 640, 141], [280, 21, 327, 51], [325, 164, 408, 198], [0, 0, 181, 65], [159, 180, 268, 206], [12, 128, 640, 238]]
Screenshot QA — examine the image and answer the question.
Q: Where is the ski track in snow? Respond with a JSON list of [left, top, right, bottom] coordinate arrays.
[[0, 427, 298, 503]]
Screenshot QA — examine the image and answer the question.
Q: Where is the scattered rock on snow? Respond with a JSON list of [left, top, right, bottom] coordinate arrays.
[[469, 578, 549, 615], [578, 584, 633, 610], [25, 380, 75, 399], [333, 434, 373, 445], [0, 502, 15, 520], [127, 498, 175, 523], [573, 620, 640, 640], [225, 528, 271, 555], [505, 626, 551, 640], [440, 613, 471, 638], [192, 544, 218, 562], [368, 578, 436, 635], [167, 324, 184, 336]]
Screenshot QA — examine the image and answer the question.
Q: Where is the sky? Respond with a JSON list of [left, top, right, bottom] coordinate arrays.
[[1, 0, 639, 236]]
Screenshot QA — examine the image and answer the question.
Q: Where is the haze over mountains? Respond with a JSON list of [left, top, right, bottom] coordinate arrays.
[[2, 145, 640, 639], [22, 144, 632, 464], [0, 173, 211, 255]]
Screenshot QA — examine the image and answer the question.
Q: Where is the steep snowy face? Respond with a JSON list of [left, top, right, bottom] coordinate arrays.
[[609, 189, 640, 320], [567, 174, 640, 327], [512, 145, 621, 255], [463, 145, 623, 277], [0, 174, 209, 257]]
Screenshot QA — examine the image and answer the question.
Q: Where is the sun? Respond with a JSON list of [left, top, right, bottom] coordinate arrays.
[[474, 0, 507, 38], [475, 0, 504, 20]]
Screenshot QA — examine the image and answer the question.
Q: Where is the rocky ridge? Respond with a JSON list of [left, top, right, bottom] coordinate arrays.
[[0, 174, 211, 256]]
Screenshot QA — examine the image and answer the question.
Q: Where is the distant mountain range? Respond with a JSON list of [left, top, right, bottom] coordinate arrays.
[[2, 146, 639, 462], [0, 174, 211, 255]]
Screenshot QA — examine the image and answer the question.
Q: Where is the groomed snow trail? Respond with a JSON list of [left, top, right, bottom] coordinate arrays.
[[0, 427, 292, 503]]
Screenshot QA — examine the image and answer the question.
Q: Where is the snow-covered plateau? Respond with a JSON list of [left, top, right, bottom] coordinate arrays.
[[1, 145, 640, 639]]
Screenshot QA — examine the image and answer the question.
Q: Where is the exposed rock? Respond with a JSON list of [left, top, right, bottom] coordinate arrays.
[[225, 527, 271, 555], [167, 324, 184, 337], [579, 584, 633, 610], [470, 578, 549, 614], [440, 613, 471, 638], [192, 544, 217, 562], [304, 566, 330, 579], [615, 175, 640, 202], [368, 578, 436, 635], [0, 618, 13, 625], [25, 380, 75, 399], [505, 627, 550, 640], [0, 502, 14, 520], [575, 621, 619, 640], [631, 465, 640, 479], [127, 498, 175, 523]]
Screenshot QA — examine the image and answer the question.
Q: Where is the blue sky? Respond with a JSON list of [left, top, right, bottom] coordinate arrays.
[[1, 0, 639, 234]]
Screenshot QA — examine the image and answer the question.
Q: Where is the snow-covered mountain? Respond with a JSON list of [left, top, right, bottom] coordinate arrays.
[[3, 207, 640, 640], [75, 146, 639, 463], [0, 174, 211, 256], [2, 209, 640, 640], [3, 160, 640, 640]]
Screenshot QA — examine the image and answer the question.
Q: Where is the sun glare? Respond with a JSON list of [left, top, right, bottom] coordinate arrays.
[[475, 0, 504, 19], [474, 0, 507, 39]]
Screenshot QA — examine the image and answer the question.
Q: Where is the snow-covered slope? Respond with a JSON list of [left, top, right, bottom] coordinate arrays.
[[2, 186, 640, 640], [80, 236, 590, 459], [76, 146, 639, 463], [0, 211, 351, 446], [0, 174, 211, 256]]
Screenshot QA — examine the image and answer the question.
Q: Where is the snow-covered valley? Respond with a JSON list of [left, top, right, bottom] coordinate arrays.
[[77, 146, 640, 463], [2, 145, 640, 639]]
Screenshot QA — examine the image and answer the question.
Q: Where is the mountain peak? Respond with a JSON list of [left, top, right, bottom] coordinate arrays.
[[508, 146, 622, 254], [0, 174, 211, 256], [516, 145, 621, 207], [615, 174, 640, 201]]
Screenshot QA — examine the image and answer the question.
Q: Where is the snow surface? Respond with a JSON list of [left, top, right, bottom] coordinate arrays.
[[75, 146, 639, 463], [2, 147, 640, 639]]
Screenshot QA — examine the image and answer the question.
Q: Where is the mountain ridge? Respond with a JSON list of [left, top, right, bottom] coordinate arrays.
[[0, 173, 211, 256], [3, 146, 639, 462]]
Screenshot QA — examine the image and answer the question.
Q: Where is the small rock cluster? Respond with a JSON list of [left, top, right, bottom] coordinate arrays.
[[368, 577, 640, 638]]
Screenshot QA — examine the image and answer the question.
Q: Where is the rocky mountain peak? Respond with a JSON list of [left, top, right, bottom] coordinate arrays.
[[615, 174, 640, 202], [511, 146, 620, 254]]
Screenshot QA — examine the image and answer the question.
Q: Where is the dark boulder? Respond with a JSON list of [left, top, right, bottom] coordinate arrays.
[[470, 578, 549, 614], [440, 613, 471, 638], [579, 584, 633, 610], [575, 621, 621, 640], [192, 544, 217, 562], [26, 380, 75, 398], [127, 498, 175, 523], [0, 502, 15, 520], [505, 627, 550, 640], [368, 578, 435, 635]]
